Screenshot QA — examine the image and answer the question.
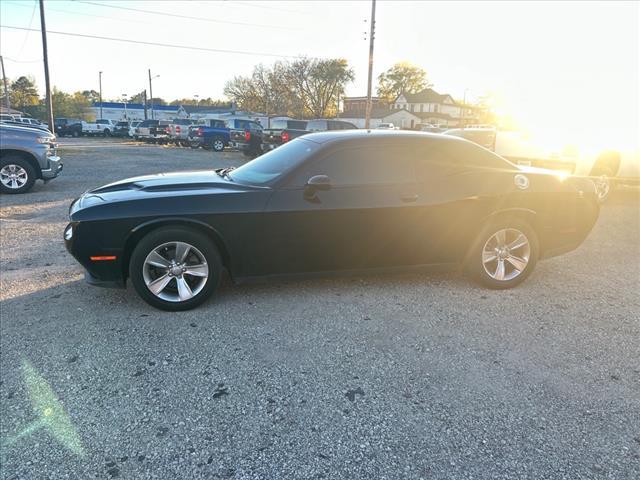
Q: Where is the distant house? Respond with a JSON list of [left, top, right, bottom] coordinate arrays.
[[338, 107, 421, 129], [342, 96, 387, 113], [391, 88, 479, 127]]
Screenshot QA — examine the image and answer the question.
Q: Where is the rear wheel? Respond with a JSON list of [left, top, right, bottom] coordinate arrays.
[[593, 169, 615, 203], [0, 156, 36, 194], [103, 128, 111, 137], [129, 227, 221, 311], [468, 219, 539, 289], [211, 137, 225, 152]]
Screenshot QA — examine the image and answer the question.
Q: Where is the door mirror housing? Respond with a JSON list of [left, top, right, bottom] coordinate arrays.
[[306, 175, 331, 191]]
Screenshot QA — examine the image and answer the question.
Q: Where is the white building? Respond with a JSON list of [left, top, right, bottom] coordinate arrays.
[[339, 107, 422, 129], [391, 88, 479, 127]]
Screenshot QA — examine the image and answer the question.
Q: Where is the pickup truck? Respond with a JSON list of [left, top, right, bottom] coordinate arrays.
[[443, 127, 640, 202], [83, 119, 116, 136], [187, 119, 230, 151], [0, 124, 62, 193], [135, 119, 159, 141], [261, 119, 308, 151], [112, 121, 131, 138], [228, 119, 264, 158], [54, 118, 83, 137], [149, 120, 172, 144], [168, 119, 195, 146]]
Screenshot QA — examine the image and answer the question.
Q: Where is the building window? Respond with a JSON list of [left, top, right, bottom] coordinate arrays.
[[410, 104, 414, 112], [434, 104, 439, 113]]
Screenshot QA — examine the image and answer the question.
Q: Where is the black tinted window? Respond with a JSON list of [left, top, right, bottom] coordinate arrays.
[[296, 145, 416, 186], [437, 139, 512, 169]]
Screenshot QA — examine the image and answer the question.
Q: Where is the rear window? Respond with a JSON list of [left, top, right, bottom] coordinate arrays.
[[139, 120, 158, 127], [116, 122, 128, 126], [307, 120, 327, 131], [436, 138, 513, 170]]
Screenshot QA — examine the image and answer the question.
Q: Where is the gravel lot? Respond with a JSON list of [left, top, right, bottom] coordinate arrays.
[[1, 138, 639, 479]]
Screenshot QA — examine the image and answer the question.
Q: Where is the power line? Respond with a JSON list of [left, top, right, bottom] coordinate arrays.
[[72, 1, 300, 30], [1, 0, 154, 24], [0, 55, 43, 64], [0, 25, 304, 58], [16, 0, 37, 57]]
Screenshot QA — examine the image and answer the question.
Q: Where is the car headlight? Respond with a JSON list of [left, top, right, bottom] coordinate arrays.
[[36, 135, 55, 144], [64, 224, 73, 241]]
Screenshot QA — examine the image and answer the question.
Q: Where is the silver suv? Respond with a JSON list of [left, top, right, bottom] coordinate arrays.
[[0, 124, 62, 193]]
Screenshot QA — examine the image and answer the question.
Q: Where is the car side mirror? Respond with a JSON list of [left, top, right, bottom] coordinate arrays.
[[306, 175, 331, 191]]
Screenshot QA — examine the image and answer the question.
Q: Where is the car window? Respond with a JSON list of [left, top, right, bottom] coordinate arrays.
[[229, 138, 319, 185], [306, 120, 326, 131], [292, 145, 417, 187], [436, 139, 513, 170], [327, 121, 342, 131]]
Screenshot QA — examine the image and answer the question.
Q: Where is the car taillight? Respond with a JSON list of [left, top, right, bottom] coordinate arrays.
[[244, 130, 251, 141], [196, 127, 203, 137], [281, 131, 290, 143], [165, 126, 171, 134], [176, 126, 181, 134]]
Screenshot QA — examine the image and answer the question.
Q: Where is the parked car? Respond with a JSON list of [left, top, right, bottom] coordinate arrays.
[[306, 119, 357, 132], [416, 123, 447, 133], [229, 119, 264, 158], [150, 120, 172, 144], [1, 124, 62, 193], [187, 119, 229, 151], [376, 123, 398, 130], [135, 119, 159, 141], [168, 119, 195, 146], [0, 114, 17, 122], [129, 121, 141, 139], [83, 119, 117, 137], [54, 118, 83, 137], [112, 121, 131, 138], [64, 130, 599, 310], [261, 119, 308, 152]]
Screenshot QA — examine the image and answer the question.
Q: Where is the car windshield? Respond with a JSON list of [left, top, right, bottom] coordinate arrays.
[[228, 138, 318, 185]]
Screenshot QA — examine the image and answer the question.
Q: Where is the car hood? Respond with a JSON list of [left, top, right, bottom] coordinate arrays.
[[71, 169, 263, 215]]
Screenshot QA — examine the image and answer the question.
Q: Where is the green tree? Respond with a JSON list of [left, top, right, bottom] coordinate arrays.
[[377, 62, 431, 102], [52, 88, 92, 120], [80, 90, 100, 103], [9, 76, 40, 110]]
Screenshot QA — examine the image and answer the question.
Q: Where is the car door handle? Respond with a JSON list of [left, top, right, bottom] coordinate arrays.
[[401, 194, 418, 203]]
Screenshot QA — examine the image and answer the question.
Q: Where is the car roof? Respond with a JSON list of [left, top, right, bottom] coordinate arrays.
[[300, 129, 462, 145]]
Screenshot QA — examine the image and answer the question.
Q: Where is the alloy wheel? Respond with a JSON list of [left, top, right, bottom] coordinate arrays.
[[482, 228, 531, 281], [0, 164, 29, 190], [594, 175, 611, 202], [213, 140, 224, 151], [142, 241, 209, 302]]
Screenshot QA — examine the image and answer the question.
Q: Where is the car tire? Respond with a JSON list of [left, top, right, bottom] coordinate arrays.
[[190, 142, 200, 149], [103, 129, 111, 137], [593, 168, 615, 204], [211, 137, 225, 152], [72, 130, 80, 138], [0, 156, 37, 194], [129, 227, 221, 311], [467, 219, 539, 289]]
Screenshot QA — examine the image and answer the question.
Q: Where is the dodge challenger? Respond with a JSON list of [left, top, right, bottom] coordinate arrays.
[[65, 130, 599, 310]]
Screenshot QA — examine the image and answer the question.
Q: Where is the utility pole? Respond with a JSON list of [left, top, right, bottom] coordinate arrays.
[[0, 55, 9, 109], [39, 0, 54, 130], [99, 71, 103, 119], [98, 72, 102, 118], [148, 69, 154, 120], [143, 89, 148, 120], [364, 0, 376, 129]]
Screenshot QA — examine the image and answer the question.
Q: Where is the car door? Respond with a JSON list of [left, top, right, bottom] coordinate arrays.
[[259, 142, 423, 276]]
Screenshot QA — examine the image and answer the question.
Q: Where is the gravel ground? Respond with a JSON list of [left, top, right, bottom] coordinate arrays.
[[1, 138, 639, 479]]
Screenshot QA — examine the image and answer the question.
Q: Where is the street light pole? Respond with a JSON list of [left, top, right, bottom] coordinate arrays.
[[99, 71, 103, 119], [364, 0, 377, 130], [0, 55, 10, 109], [39, 0, 54, 130], [122, 94, 128, 120]]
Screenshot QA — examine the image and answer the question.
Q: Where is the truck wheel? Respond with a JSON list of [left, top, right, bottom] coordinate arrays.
[[72, 130, 80, 138], [0, 156, 37, 194], [212, 137, 225, 152], [103, 129, 111, 137]]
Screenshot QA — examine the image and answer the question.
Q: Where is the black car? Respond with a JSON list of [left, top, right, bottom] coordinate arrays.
[[112, 121, 131, 138], [54, 118, 83, 137], [64, 130, 599, 311], [229, 120, 263, 158]]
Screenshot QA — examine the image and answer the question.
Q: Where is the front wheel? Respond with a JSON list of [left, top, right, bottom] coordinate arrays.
[[129, 227, 221, 311], [103, 129, 111, 137], [0, 156, 36, 194], [467, 220, 539, 289]]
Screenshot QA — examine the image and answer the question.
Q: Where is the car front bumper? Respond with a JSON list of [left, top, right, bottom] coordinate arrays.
[[41, 154, 63, 180]]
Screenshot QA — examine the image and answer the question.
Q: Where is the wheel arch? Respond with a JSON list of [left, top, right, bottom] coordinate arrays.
[[121, 218, 232, 280], [464, 207, 542, 265], [0, 149, 42, 178], [590, 150, 621, 177]]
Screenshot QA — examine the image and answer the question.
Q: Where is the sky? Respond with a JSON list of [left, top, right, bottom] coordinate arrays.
[[1, 0, 638, 153]]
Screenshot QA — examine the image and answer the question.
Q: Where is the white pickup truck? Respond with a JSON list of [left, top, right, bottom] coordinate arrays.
[[82, 119, 116, 137], [444, 127, 639, 202]]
